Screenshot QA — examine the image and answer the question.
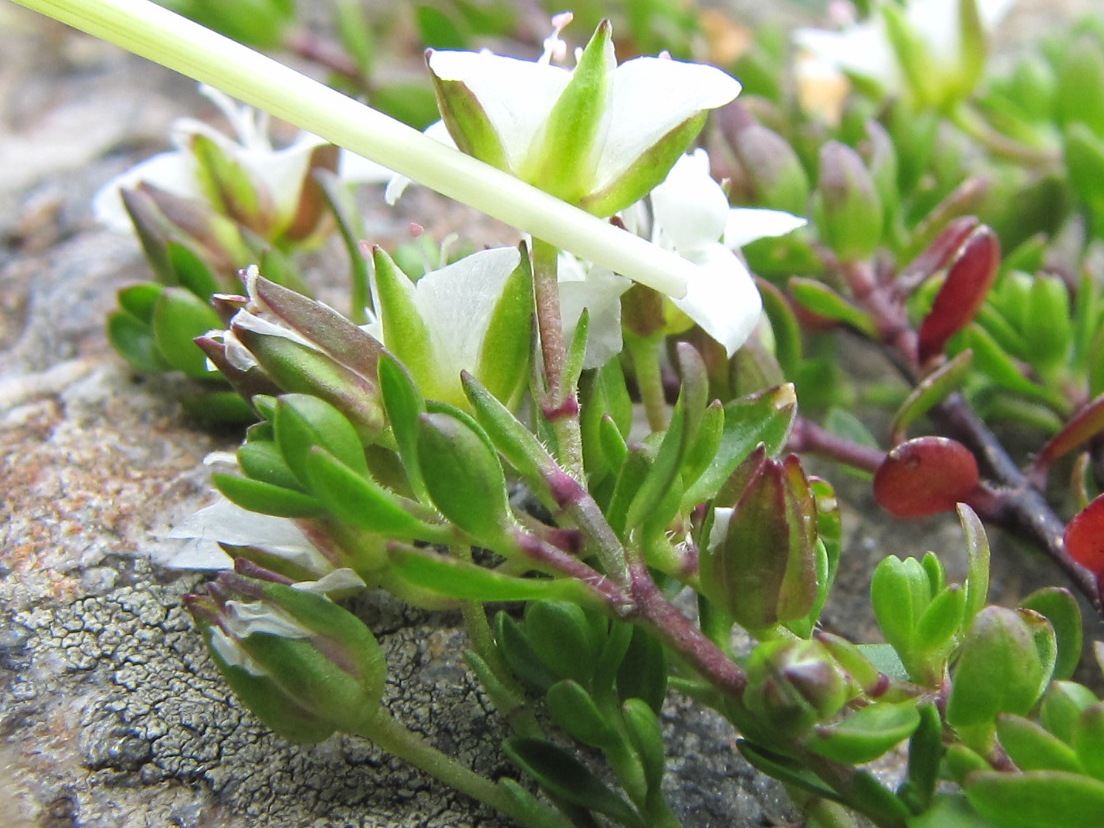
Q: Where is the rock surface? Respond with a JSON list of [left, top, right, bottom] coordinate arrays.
[[0, 3, 1097, 827]]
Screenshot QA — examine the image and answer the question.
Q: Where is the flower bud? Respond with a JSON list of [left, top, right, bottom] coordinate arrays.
[[185, 572, 386, 742], [700, 448, 818, 630], [743, 639, 853, 739], [722, 112, 810, 215], [812, 142, 883, 262], [219, 268, 386, 439]]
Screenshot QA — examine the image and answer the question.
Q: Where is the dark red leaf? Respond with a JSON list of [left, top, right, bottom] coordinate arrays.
[[917, 227, 1000, 364], [1065, 495, 1104, 576], [899, 216, 981, 293], [1033, 394, 1104, 483], [873, 437, 980, 518]]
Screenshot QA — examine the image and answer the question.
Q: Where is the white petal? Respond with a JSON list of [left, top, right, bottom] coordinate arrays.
[[293, 568, 367, 595], [671, 245, 762, 357], [209, 627, 266, 675], [793, 22, 897, 86], [428, 51, 571, 172], [723, 208, 807, 249], [557, 259, 631, 369], [239, 133, 327, 219], [92, 151, 201, 231], [707, 507, 734, 551], [595, 58, 740, 190], [649, 150, 729, 255], [339, 150, 394, 183], [225, 599, 313, 639], [415, 246, 522, 381]]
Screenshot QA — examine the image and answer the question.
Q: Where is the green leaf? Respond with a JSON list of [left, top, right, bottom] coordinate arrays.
[[237, 440, 304, 492], [477, 245, 532, 405], [947, 607, 1045, 729], [167, 240, 220, 299], [371, 248, 436, 385], [959, 504, 991, 624], [621, 698, 666, 794], [737, 741, 842, 802], [275, 394, 368, 486], [914, 584, 966, 659], [625, 401, 687, 531], [504, 737, 645, 828], [495, 612, 559, 692], [789, 278, 878, 336], [1074, 702, 1104, 780], [906, 793, 999, 828], [890, 350, 973, 442], [806, 701, 921, 764], [523, 602, 599, 687], [107, 309, 170, 374], [213, 472, 326, 518], [415, 4, 470, 49], [871, 556, 931, 671], [858, 642, 910, 682], [966, 771, 1104, 828], [997, 714, 1082, 773], [682, 384, 797, 508], [616, 626, 668, 714], [1042, 681, 1099, 744], [388, 546, 600, 606], [901, 703, 943, 813], [1021, 588, 1082, 681], [546, 680, 620, 749], [416, 410, 512, 544], [152, 286, 222, 377], [305, 448, 446, 543]]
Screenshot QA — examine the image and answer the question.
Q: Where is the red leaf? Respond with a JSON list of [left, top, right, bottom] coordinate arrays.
[[1033, 394, 1104, 482], [917, 227, 1000, 364], [1065, 495, 1104, 577], [899, 216, 980, 293], [873, 437, 980, 518]]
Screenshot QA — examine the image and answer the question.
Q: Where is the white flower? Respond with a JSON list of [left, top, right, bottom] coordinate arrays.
[[794, 0, 1017, 113], [364, 245, 530, 406], [94, 83, 391, 233], [425, 15, 741, 216], [634, 149, 806, 355]]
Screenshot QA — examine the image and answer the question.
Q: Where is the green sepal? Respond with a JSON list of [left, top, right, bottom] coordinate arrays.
[[201, 637, 336, 744], [213, 471, 326, 518], [522, 21, 611, 202], [378, 352, 429, 502], [387, 545, 602, 606], [680, 401, 724, 492], [477, 244, 533, 405], [996, 714, 1082, 773], [371, 247, 436, 388], [546, 680, 620, 750], [504, 737, 646, 828], [582, 111, 707, 217], [152, 286, 222, 377], [428, 75, 509, 171], [805, 701, 921, 765], [191, 131, 268, 232], [274, 393, 368, 486], [965, 771, 1104, 828], [789, 278, 878, 337], [416, 410, 513, 544]]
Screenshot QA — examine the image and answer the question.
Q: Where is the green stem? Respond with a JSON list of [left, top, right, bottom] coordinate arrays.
[[531, 237, 585, 479], [15, 0, 695, 300], [360, 712, 536, 824]]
